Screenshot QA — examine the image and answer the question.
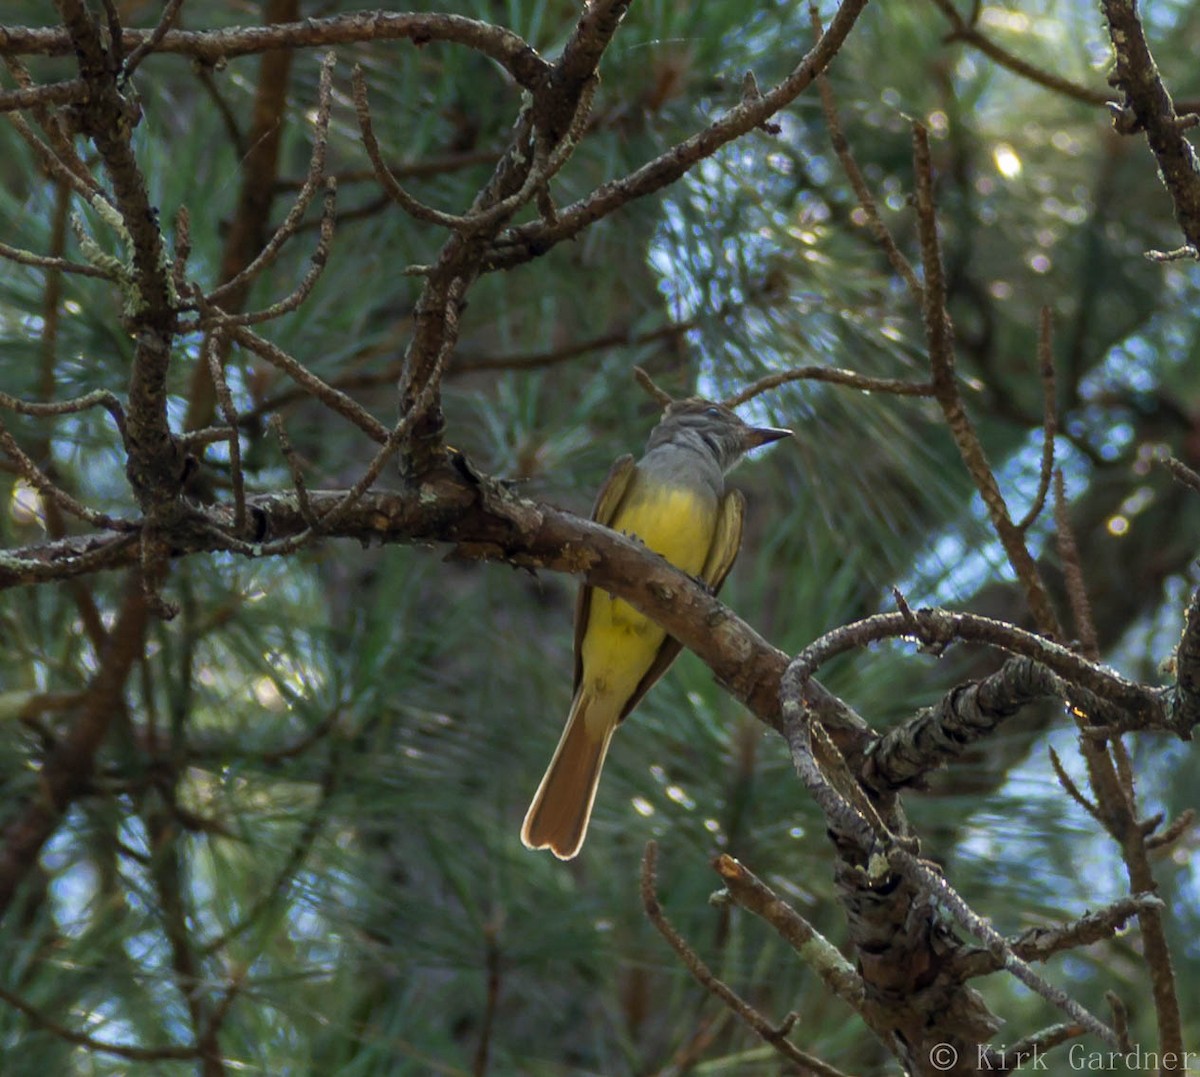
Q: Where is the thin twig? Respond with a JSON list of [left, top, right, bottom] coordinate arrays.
[[207, 178, 337, 328], [1160, 454, 1200, 494], [0, 387, 128, 444], [269, 415, 316, 526], [204, 328, 246, 535], [1048, 745, 1101, 820], [641, 843, 850, 1077], [1016, 307, 1057, 531], [3, 14, 552, 90], [979, 1024, 1085, 1072], [0, 238, 115, 279], [1053, 471, 1099, 660], [0, 420, 135, 531], [712, 853, 863, 1006], [0, 981, 198, 1061], [927, 0, 1110, 107], [810, 4, 922, 301], [483, 0, 871, 271], [724, 366, 933, 408], [223, 324, 389, 444], [205, 51, 336, 306], [913, 122, 1062, 638], [121, 0, 187, 78], [633, 366, 675, 407], [6, 108, 107, 204]]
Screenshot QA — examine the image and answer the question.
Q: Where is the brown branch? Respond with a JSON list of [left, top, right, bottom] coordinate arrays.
[[238, 317, 699, 424], [0, 419, 135, 531], [203, 49, 335, 309], [0, 981, 198, 1061], [778, 689, 1117, 1050], [712, 854, 863, 1007], [913, 122, 1063, 638], [315, 288, 461, 534], [3, 56, 101, 201], [723, 366, 933, 408], [786, 606, 1159, 729], [0, 386, 127, 442], [0, 76, 88, 112], [810, 4, 922, 301], [0, 237, 115, 278], [1015, 307, 1057, 532], [5, 107, 106, 204], [352, 67, 480, 230], [861, 656, 1125, 795], [957, 893, 1164, 974], [120, 0, 187, 78], [184, 0, 303, 435], [927, 0, 1110, 107], [1100, 0, 1200, 256], [204, 328, 245, 535], [1048, 745, 1102, 821], [0, 15, 551, 91], [1145, 808, 1195, 852], [979, 1025, 1086, 1074], [483, 0, 870, 272], [0, 473, 865, 754], [225, 324, 389, 443], [1107, 992, 1132, 1052], [206, 178, 338, 329], [1161, 454, 1200, 494], [1170, 585, 1200, 736], [56, 0, 182, 508], [269, 415, 316, 526], [1053, 471, 1099, 659], [633, 366, 674, 407], [641, 843, 850, 1077], [0, 573, 149, 917]]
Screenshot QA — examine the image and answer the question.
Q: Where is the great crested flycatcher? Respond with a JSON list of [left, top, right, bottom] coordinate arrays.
[[521, 398, 791, 859]]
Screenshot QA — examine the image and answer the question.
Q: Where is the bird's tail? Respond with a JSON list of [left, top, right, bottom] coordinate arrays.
[[521, 688, 615, 860]]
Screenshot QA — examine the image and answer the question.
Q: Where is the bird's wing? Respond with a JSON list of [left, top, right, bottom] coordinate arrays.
[[615, 488, 746, 723], [699, 488, 745, 591], [573, 454, 637, 693]]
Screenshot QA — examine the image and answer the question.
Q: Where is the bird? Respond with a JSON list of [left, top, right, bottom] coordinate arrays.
[[521, 397, 791, 859]]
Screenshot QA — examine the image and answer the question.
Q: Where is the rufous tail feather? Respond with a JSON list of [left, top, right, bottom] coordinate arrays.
[[521, 689, 615, 860]]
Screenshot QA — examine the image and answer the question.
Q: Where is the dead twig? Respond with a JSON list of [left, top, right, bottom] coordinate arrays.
[[1015, 307, 1057, 532], [913, 122, 1062, 638], [204, 51, 336, 308], [641, 843, 849, 1077], [1053, 470, 1099, 659]]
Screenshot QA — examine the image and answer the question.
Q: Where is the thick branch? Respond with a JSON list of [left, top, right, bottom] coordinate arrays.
[[0, 15, 550, 90], [483, 0, 870, 270], [1100, 0, 1200, 254], [55, 0, 182, 507], [0, 473, 867, 753]]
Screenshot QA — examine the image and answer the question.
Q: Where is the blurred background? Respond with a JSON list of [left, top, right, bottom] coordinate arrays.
[[1, 0, 1198, 1072]]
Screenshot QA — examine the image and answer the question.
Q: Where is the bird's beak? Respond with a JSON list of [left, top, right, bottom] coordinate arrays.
[[743, 424, 792, 450]]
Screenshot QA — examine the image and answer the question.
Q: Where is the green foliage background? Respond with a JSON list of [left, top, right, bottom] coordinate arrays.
[[1, 0, 1198, 1073]]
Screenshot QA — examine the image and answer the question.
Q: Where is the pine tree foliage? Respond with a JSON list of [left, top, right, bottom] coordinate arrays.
[[0, 0, 1199, 1074]]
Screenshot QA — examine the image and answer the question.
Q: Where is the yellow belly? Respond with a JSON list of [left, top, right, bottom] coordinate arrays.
[[580, 484, 716, 707]]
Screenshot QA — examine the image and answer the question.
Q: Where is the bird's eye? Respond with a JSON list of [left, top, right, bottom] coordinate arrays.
[[705, 406, 722, 418]]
